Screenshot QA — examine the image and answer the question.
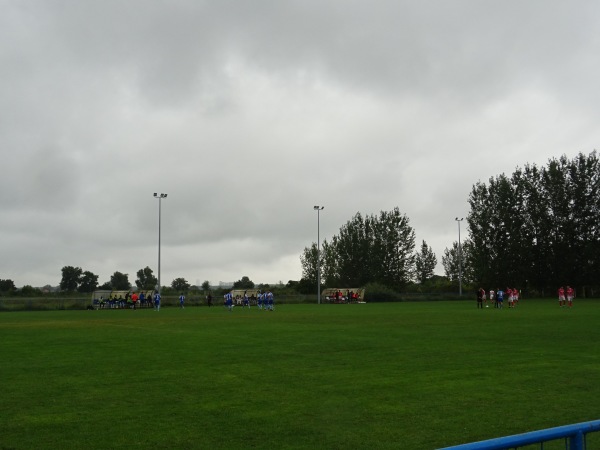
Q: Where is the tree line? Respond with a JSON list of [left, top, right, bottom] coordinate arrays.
[[57, 265, 195, 293], [299, 207, 438, 293], [461, 151, 600, 296], [300, 152, 600, 297], [0, 270, 280, 296], [3, 152, 599, 298]]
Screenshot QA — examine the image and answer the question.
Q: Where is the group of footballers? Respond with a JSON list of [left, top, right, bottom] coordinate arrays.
[[558, 286, 575, 307], [223, 290, 275, 312], [477, 287, 520, 309]]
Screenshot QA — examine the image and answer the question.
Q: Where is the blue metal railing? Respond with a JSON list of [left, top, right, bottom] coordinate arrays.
[[440, 419, 600, 450]]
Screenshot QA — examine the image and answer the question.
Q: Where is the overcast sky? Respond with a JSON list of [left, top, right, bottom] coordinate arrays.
[[2, 1, 599, 288]]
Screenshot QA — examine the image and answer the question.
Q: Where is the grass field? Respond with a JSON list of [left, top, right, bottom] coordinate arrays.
[[1, 300, 599, 449]]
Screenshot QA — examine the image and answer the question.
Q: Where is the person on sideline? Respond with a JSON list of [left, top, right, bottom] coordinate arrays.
[[488, 289, 495, 308], [477, 288, 484, 309]]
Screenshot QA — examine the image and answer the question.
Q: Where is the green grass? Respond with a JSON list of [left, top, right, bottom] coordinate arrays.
[[1, 300, 599, 449]]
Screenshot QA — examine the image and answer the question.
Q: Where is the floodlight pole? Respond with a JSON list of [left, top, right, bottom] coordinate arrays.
[[455, 217, 464, 296], [154, 193, 167, 294], [314, 206, 324, 304]]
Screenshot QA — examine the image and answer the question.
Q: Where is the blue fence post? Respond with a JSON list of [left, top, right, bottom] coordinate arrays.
[[569, 430, 584, 450]]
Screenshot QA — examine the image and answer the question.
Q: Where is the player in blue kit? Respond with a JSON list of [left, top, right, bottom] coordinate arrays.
[[224, 291, 233, 312], [179, 293, 185, 309], [267, 291, 274, 311], [257, 291, 263, 310], [243, 291, 250, 308], [154, 291, 161, 311], [496, 288, 504, 309]]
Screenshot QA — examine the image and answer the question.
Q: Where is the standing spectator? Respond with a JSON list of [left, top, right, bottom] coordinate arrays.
[[558, 286, 566, 307], [131, 292, 139, 310], [566, 286, 575, 307], [179, 293, 185, 309], [477, 288, 484, 309], [139, 291, 145, 308], [489, 289, 495, 308], [206, 293, 213, 307]]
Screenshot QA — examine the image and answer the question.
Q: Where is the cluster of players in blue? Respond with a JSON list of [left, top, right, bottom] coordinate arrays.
[[223, 290, 275, 312]]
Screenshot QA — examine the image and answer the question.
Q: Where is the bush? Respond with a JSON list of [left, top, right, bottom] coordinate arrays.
[[363, 282, 402, 302]]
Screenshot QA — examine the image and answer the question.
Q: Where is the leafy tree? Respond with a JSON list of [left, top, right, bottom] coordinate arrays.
[[300, 207, 416, 290], [136, 266, 158, 290], [300, 242, 320, 286], [201, 280, 211, 291], [20, 285, 42, 296], [467, 151, 600, 294], [78, 271, 99, 293], [60, 266, 83, 292], [0, 279, 16, 292], [110, 271, 131, 290], [442, 239, 474, 284], [295, 277, 317, 294], [98, 281, 112, 290], [442, 243, 460, 282], [233, 276, 255, 289], [414, 240, 437, 284], [171, 277, 191, 292]]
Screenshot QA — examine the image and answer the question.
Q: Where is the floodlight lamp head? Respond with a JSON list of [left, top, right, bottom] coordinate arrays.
[[154, 193, 158, 197], [163, 194, 167, 198], [314, 206, 319, 210]]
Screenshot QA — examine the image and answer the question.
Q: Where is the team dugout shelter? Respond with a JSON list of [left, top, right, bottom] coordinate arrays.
[[321, 288, 365, 303], [91, 290, 155, 309], [230, 289, 262, 305]]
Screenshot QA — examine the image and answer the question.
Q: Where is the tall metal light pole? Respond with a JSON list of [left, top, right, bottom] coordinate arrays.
[[154, 193, 167, 293], [314, 206, 324, 304], [455, 217, 464, 296]]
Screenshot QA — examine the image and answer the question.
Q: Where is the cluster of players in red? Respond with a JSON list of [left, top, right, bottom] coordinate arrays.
[[477, 286, 576, 308], [557, 286, 575, 307], [477, 288, 520, 308]]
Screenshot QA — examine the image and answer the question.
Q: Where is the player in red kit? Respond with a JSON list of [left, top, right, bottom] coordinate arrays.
[[566, 286, 575, 307], [558, 286, 566, 307]]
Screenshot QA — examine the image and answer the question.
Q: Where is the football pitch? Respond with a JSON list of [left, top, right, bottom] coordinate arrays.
[[1, 300, 599, 449]]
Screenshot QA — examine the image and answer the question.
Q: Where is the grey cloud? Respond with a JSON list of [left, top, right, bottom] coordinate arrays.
[[1, 1, 600, 287]]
